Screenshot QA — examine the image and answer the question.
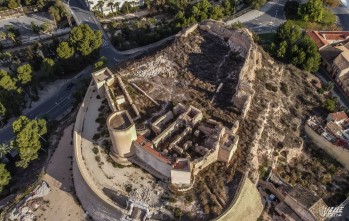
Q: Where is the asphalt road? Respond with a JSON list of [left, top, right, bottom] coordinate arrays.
[[0, 0, 125, 144], [330, 4, 349, 31], [227, 0, 287, 33]]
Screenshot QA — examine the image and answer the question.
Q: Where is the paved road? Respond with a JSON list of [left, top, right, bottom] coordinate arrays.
[[330, 4, 349, 31], [0, 0, 125, 144], [227, 0, 287, 33]]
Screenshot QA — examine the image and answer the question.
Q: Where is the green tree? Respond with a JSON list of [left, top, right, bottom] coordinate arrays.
[[49, 6, 61, 25], [11, 116, 47, 168], [0, 101, 5, 118], [41, 58, 57, 78], [298, 0, 324, 22], [114, 2, 120, 11], [56, 41, 75, 59], [96, 0, 105, 13], [36, 0, 48, 10], [93, 56, 107, 70], [7, 32, 16, 43], [17, 64, 32, 85], [277, 41, 288, 58], [23, 0, 32, 6], [107, 1, 114, 13], [8, 0, 20, 9], [322, 98, 336, 112], [276, 21, 302, 44], [210, 6, 224, 20], [222, 0, 232, 16], [41, 22, 52, 33], [120, 1, 135, 14], [0, 143, 12, 158], [0, 164, 10, 193], [297, 36, 321, 71], [0, 70, 18, 92], [31, 22, 41, 35], [69, 24, 102, 56]]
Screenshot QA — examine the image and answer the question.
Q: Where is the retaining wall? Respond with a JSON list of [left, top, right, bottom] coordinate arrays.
[[305, 124, 349, 170], [214, 174, 263, 221]]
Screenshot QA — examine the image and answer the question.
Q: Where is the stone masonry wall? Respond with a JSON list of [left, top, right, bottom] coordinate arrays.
[[305, 124, 349, 170]]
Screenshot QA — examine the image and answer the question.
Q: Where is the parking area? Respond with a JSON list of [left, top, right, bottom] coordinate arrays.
[[0, 12, 53, 36]]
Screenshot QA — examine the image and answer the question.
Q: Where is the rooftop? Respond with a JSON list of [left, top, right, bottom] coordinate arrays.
[[109, 111, 132, 130], [288, 185, 320, 209], [93, 68, 114, 83], [328, 111, 348, 122]]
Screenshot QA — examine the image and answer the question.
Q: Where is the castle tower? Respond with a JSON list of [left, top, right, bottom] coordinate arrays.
[[107, 110, 137, 165]]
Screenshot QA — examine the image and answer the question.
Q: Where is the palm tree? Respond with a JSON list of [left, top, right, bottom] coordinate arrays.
[[107, 1, 114, 13], [114, 2, 120, 12], [97, 0, 105, 14], [0, 143, 12, 158]]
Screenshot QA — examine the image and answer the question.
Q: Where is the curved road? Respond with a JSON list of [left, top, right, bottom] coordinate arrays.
[[0, 0, 126, 144]]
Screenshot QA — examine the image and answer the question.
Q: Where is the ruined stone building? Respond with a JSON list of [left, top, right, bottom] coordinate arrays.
[[92, 67, 240, 189]]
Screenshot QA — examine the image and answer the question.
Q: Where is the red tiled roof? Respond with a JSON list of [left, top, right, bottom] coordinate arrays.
[[307, 31, 329, 48], [320, 31, 349, 41], [136, 135, 171, 164], [326, 121, 342, 137], [328, 111, 348, 122]]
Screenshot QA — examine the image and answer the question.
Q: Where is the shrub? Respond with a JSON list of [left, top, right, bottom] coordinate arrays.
[[92, 147, 99, 154], [95, 155, 101, 162], [174, 208, 181, 218], [92, 133, 100, 141], [112, 161, 125, 168], [124, 184, 132, 193], [185, 194, 194, 203], [265, 83, 278, 92], [280, 82, 289, 95]]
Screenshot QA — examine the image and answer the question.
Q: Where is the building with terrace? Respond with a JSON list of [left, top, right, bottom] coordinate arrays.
[[92, 68, 240, 189], [307, 31, 349, 97]]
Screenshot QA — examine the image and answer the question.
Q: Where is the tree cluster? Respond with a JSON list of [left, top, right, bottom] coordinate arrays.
[[0, 65, 33, 120], [284, 0, 336, 25], [271, 21, 321, 72], [174, 0, 225, 28], [11, 115, 47, 168], [48, 0, 72, 27], [40, 24, 102, 79]]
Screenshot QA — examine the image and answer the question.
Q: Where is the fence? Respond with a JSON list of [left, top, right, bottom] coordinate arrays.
[[0, 6, 38, 20]]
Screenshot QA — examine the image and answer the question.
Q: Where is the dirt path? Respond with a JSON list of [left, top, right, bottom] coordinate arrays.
[[33, 124, 86, 221]]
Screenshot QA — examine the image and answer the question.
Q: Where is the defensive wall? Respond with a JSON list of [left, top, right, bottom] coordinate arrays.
[[305, 124, 349, 170], [214, 173, 263, 221], [73, 21, 263, 220], [73, 81, 126, 220]]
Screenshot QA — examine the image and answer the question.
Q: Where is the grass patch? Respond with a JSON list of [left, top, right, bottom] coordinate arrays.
[[286, 8, 337, 30]]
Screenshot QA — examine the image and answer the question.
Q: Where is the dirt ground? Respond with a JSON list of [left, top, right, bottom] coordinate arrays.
[[33, 124, 86, 221]]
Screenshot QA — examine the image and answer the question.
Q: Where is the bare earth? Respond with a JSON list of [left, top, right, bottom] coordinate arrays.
[[33, 124, 86, 221]]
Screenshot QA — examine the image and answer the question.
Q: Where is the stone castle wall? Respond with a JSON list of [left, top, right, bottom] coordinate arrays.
[[73, 81, 126, 220]]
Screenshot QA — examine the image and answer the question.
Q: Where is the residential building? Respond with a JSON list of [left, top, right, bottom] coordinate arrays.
[[307, 31, 349, 96]]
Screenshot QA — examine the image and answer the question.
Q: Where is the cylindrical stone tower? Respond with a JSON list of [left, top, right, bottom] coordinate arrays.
[[107, 110, 137, 164]]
